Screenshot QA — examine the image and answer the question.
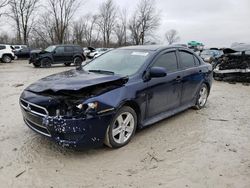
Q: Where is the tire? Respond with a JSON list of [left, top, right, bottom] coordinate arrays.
[[194, 83, 209, 110], [41, 58, 52, 68], [73, 56, 83, 67], [104, 106, 137, 148], [2, 55, 12, 63], [64, 62, 71, 66], [33, 62, 41, 68]]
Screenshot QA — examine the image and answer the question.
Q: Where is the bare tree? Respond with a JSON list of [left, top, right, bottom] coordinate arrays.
[[129, 0, 160, 45], [47, 0, 81, 44], [31, 12, 57, 46], [97, 0, 117, 47], [165, 29, 180, 45], [72, 14, 99, 46], [0, 0, 8, 17], [9, 0, 39, 44], [114, 9, 127, 46], [83, 14, 99, 46]]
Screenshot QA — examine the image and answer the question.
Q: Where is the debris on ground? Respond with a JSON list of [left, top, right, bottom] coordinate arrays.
[[167, 148, 176, 152], [208, 118, 229, 122], [15, 170, 26, 178], [229, 148, 237, 153], [12, 83, 24, 88]]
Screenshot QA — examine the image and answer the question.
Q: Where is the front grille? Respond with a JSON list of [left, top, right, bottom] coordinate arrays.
[[20, 99, 48, 117], [24, 118, 51, 137], [20, 99, 51, 137]]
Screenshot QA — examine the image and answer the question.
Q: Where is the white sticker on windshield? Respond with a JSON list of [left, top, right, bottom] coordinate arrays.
[[131, 52, 149, 56]]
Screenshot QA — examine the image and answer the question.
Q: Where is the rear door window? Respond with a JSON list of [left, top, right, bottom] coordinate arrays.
[[153, 51, 178, 73], [193, 56, 200, 65], [65, 46, 73, 53], [73, 46, 82, 52], [179, 51, 195, 69], [55, 47, 64, 54]]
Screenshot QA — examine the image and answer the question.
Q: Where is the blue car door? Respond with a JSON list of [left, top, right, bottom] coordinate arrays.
[[177, 49, 203, 106], [146, 50, 183, 118]]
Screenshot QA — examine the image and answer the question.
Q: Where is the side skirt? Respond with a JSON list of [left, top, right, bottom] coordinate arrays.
[[141, 102, 195, 128]]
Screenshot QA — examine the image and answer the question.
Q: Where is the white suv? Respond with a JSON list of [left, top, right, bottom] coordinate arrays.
[[0, 44, 15, 63]]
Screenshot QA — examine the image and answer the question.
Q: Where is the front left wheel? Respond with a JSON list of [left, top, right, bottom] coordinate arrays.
[[2, 55, 12, 63], [41, 58, 52, 68], [104, 106, 137, 148]]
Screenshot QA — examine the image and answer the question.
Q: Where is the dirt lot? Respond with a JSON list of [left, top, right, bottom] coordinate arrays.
[[0, 60, 250, 188]]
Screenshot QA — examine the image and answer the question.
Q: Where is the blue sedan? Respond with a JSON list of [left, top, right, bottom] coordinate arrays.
[[20, 45, 213, 149]]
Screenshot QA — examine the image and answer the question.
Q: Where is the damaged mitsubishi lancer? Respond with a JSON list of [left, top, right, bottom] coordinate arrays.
[[20, 45, 213, 149]]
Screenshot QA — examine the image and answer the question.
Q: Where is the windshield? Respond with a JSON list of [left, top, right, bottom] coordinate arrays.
[[44, 45, 56, 52], [83, 49, 151, 76]]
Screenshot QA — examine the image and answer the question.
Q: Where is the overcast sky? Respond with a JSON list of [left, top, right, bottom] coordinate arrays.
[[1, 0, 250, 47]]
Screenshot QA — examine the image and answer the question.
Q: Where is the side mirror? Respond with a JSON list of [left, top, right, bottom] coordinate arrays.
[[149, 67, 167, 78]]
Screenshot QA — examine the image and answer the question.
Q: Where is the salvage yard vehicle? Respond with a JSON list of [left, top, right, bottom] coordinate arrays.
[[29, 44, 86, 68], [0, 44, 15, 63], [12, 45, 28, 52], [200, 49, 223, 63], [214, 44, 250, 82], [14, 47, 33, 59], [88, 48, 110, 59], [19, 45, 213, 149]]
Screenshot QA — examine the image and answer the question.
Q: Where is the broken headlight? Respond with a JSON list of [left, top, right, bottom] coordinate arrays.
[[74, 101, 99, 116]]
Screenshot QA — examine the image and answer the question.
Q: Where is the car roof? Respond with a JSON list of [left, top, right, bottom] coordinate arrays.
[[54, 44, 81, 47], [119, 44, 189, 51]]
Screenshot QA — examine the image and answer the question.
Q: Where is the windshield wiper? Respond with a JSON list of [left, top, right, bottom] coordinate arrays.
[[88, 69, 115, 75]]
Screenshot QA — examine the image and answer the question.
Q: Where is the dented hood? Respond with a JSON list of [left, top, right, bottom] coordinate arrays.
[[26, 69, 126, 93]]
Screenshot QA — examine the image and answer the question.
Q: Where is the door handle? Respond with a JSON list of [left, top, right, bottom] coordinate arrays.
[[175, 76, 182, 82]]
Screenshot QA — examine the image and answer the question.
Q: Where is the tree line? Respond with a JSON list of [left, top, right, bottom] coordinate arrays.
[[0, 0, 180, 48]]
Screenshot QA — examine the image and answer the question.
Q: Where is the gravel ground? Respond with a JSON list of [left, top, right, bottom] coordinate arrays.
[[0, 60, 250, 188]]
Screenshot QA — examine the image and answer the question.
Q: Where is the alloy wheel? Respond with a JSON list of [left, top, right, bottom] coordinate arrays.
[[198, 86, 208, 107], [112, 112, 135, 144]]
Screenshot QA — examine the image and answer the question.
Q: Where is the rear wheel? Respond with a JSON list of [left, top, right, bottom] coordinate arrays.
[[194, 83, 209, 110], [2, 55, 12, 63], [104, 106, 137, 148], [73, 56, 83, 67], [41, 58, 52, 68]]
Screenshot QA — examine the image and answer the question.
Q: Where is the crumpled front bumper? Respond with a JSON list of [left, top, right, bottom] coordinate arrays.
[[23, 110, 114, 148]]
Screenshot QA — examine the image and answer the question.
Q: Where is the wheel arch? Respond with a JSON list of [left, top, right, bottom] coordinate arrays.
[[203, 81, 211, 95], [2, 53, 13, 58], [41, 56, 53, 62], [73, 54, 85, 61], [118, 100, 141, 126]]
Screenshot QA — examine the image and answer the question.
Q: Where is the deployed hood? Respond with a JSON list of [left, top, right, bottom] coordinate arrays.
[[26, 69, 128, 93], [223, 44, 250, 54]]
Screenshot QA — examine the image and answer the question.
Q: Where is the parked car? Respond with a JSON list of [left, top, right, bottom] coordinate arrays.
[[214, 44, 250, 82], [12, 45, 28, 52], [29, 44, 86, 68], [20, 45, 213, 149], [14, 47, 32, 59], [0, 44, 15, 63], [200, 49, 223, 63], [83, 47, 96, 58], [88, 48, 110, 59]]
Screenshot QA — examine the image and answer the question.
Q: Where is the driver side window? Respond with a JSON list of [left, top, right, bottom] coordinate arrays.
[[153, 51, 178, 73]]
